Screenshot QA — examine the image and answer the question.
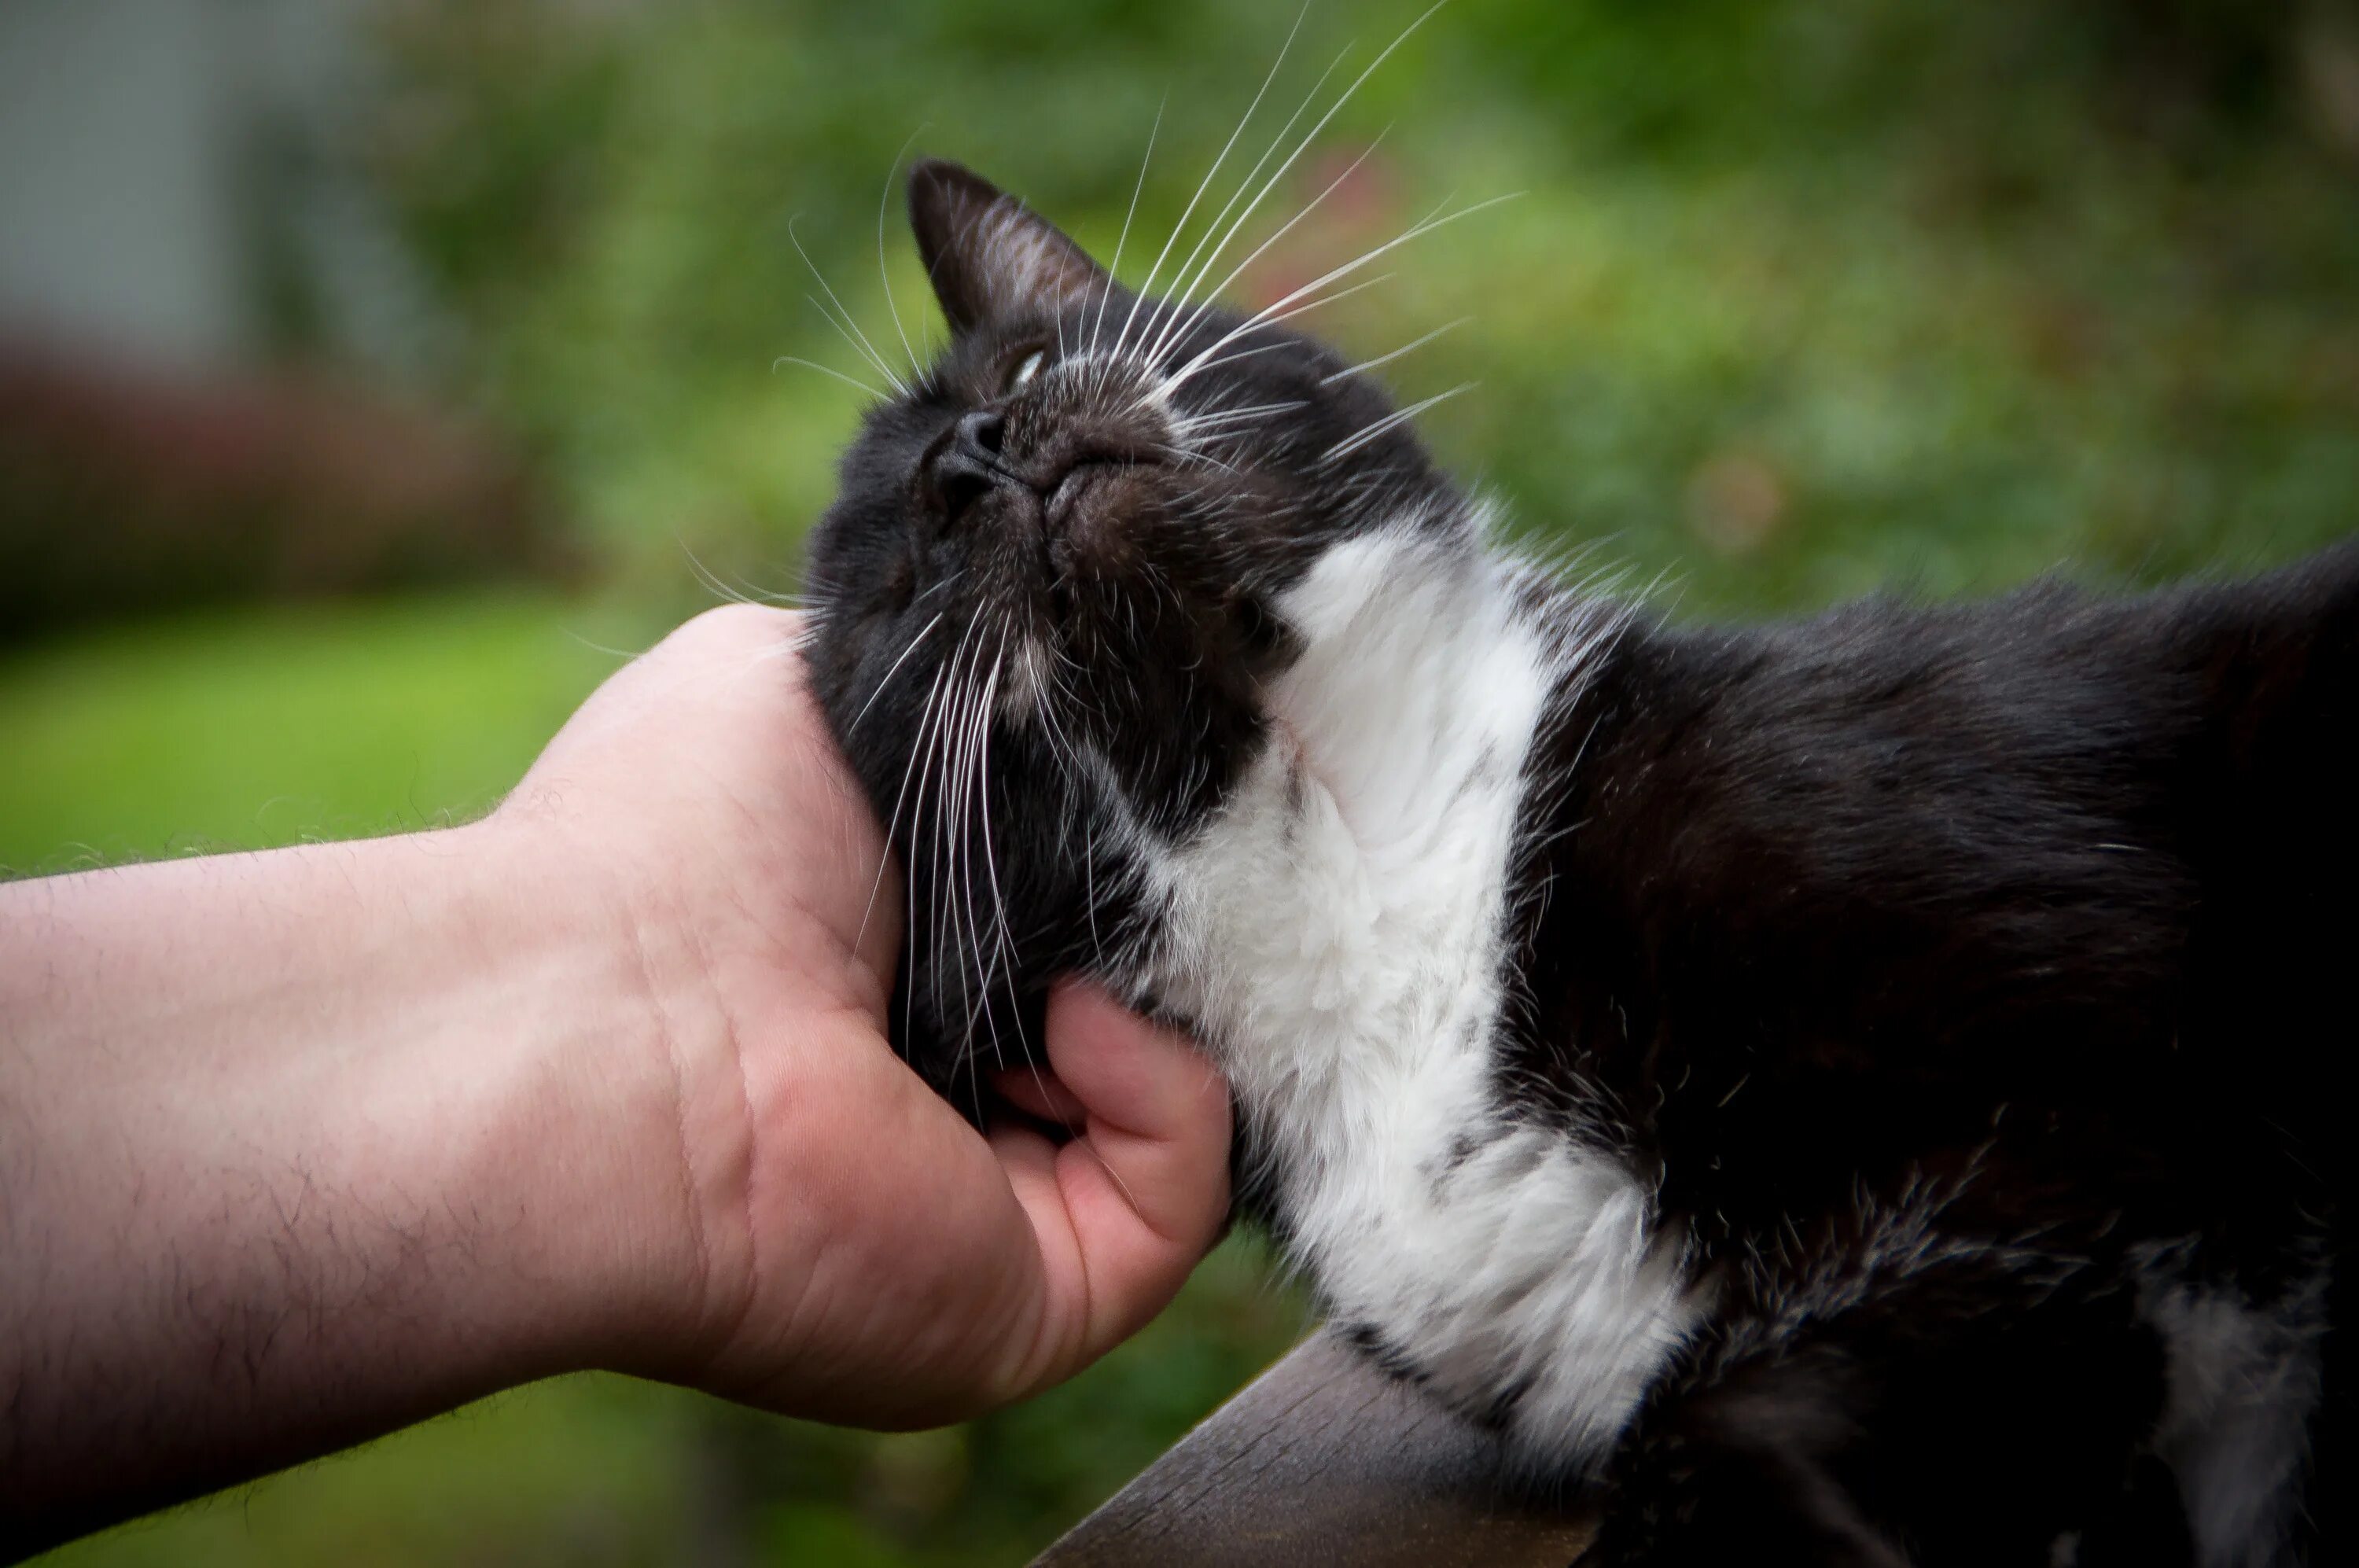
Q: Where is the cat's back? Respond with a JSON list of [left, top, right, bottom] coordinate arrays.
[[1507, 539, 2358, 1229]]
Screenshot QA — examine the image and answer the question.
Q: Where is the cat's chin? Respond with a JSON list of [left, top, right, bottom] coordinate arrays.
[[1046, 466, 1163, 571], [1045, 462, 1117, 533]]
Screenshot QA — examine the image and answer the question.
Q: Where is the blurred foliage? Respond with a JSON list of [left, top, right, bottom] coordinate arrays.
[[356, 0, 2358, 619], [0, 358, 569, 643], [11, 0, 2359, 1563]]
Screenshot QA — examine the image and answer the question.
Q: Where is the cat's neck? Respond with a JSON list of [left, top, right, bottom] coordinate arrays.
[[1139, 520, 1697, 1463], [1146, 513, 1568, 1142]]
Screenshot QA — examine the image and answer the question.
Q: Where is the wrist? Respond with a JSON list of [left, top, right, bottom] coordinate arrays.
[[449, 812, 759, 1386], [263, 821, 694, 1385]]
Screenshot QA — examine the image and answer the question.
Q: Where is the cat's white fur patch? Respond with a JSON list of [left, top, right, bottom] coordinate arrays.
[[1148, 520, 1699, 1468], [2142, 1262, 2327, 1568]]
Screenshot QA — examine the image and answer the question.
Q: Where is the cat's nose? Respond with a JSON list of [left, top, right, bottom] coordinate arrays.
[[926, 410, 1010, 521], [958, 410, 1005, 456]]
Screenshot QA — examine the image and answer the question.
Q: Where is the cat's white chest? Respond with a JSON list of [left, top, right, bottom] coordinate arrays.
[[1146, 529, 1702, 1467]]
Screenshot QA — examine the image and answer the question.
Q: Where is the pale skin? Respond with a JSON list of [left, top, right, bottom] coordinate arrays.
[[0, 605, 1232, 1559]]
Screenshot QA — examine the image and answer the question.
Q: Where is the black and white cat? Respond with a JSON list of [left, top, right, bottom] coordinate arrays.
[[802, 157, 2356, 1566]]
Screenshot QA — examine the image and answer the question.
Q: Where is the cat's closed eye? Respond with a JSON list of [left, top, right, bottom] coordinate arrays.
[[877, 550, 915, 613], [1003, 348, 1045, 394]]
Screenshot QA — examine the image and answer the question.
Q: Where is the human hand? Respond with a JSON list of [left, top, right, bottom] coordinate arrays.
[[500, 605, 1234, 1425], [2, 604, 1230, 1554]]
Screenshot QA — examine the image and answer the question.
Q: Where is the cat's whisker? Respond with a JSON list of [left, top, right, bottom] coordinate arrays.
[[559, 628, 657, 663], [1146, 130, 1389, 376], [525, 621, 834, 758], [1322, 315, 1471, 385], [1158, 191, 1518, 398], [678, 542, 762, 609], [804, 293, 909, 396], [1149, 42, 1349, 365], [772, 355, 885, 402], [1146, 0, 1449, 371], [950, 629, 1018, 1066], [951, 626, 1003, 1040], [1175, 422, 1292, 448], [791, 216, 910, 396], [939, 633, 981, 1046], [1047, 709, 1091, 806], [1157, 442, 1241, 477], [952, 625, 1003, 1038], [1093, 97, 1165, 361], [1154, 274, 1404, 410], [858, 615, 969, 955], [943, 626, 1001, 1036], [914, 618, 983, 1022], [878, 130, 929, 381], [973, 641, 1023, 1040], [1176, 339, 1297, 377], [1108, 8, 1307, 367], [1135, 275, 1400, 424], [1177, 425, 1290, 458], [1318, 381, 1476, 464], [1172, 398, 1312, 432], [846, 609, 946, 734], [865, 662, 958, 967], [677, 537, 814, 610], [1135, 16, 1335, 369]]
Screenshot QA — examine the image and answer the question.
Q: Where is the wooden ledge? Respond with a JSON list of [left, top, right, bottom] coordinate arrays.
[[1035, 1330, 1596, 1566]]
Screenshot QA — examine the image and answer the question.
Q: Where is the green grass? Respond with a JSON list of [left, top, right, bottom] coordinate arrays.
[[39, 1378, 705, 1568], [0, 594, 624, 874]]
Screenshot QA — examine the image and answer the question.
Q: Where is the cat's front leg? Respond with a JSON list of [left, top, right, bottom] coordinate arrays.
[[1570, 1216, 2183, 1568]]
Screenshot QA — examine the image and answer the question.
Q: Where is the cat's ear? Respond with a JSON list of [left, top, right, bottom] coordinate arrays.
[[909, 158, 1108, 333]]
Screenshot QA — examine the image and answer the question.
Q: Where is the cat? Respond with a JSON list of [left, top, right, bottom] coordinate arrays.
[[801, 156, 2357, 1566]]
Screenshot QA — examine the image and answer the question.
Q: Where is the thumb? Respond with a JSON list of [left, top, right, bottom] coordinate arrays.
[[988, 984, 1231, 1394]]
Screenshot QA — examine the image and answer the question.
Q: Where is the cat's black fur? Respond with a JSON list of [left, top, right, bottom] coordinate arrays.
[[803, 157, 2357, 1565], [1517, 569, 2356, 1562]]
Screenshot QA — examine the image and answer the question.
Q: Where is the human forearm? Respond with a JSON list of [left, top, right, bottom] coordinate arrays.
[[0, 823, 694, 1554], [0, 607, 1234, 1558]]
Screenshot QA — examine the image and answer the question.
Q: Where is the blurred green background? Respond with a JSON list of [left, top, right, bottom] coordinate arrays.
[[6, 0, 2356, 1562]]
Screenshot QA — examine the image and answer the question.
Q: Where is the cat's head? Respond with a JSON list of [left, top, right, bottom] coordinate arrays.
[[805, 159, 1461, 1092]]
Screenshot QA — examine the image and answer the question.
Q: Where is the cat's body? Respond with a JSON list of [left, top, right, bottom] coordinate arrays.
[[1227, 520, 2351, 1566], [804, 159, 2355, 1565]]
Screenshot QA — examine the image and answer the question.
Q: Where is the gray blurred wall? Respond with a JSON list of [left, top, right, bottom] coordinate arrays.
[[0, 0, 426, 375]]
